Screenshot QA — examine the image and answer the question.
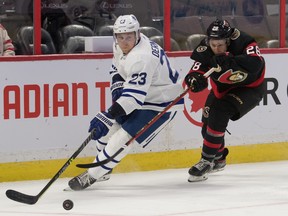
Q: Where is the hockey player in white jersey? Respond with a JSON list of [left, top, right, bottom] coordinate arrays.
[[68, 14, 184, 190]]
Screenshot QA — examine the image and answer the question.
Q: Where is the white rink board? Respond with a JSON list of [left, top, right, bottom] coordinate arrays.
[[0, 54, 287, 163]]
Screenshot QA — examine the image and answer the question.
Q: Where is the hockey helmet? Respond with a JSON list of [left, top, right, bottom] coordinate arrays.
[[113, 14, 140, 43], [206, 19, 233, 40], [113, 14, 140, 33]]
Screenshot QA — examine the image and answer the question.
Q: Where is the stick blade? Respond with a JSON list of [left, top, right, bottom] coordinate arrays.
[[6, 189, 38, 205]]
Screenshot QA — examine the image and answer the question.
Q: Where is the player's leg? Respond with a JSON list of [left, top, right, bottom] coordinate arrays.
[[67, 122, 121, 190], [69, 110, 174, 190], [211, 84, 264, 172], [188, 85, 264, 182], [212, 84, 264, 171], [212, 146, 229, 172], [88, 110, 173, 179], [68, 127, 133, 191], [93, 121, 123, 182], [201, 121, 229, 173], [188, 93, 236, 182], [188, 102, 235, 182]]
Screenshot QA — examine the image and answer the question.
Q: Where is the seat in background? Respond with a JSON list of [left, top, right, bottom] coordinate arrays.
[[60, 36, 88, 54], [171, 16, 204, 37], [95, 25, 114, 36], [186, 34, 206, 50], [171, 16, 204, 50], [56, 24, 94, 53], [140, 26, 163, 38], [233, 16, 273, 40], [265, 39, 288, 48], [265, 16, 280, 39], [149, 36, 181, 51], [16, 26, 56, 55]]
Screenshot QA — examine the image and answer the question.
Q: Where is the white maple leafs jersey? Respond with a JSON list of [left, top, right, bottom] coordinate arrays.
[[111, 33, 184, 115]]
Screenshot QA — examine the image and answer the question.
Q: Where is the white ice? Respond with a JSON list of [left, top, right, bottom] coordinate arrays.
[[1, 161, 288, 216]]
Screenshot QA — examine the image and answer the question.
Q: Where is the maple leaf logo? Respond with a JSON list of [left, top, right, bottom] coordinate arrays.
[[182, 82, 210, 127]]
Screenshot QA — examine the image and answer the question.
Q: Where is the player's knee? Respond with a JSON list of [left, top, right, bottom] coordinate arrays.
[[208, 100, 237, 131], [105, 127, 133, 160], [211, 100, 236, 119]]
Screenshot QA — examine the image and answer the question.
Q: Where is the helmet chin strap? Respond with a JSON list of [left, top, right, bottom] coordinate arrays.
[[226, 38, 231, 46], [135, 30, 141, 46]]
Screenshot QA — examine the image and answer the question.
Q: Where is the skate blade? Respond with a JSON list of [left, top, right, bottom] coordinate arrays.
[[63, 187, 98, 192], [97, 174, 111, 182], [63, 187, 73, 192], [63, 174, 111, 191], [210, 167, 225, 173], [188, 174, 208, 182]]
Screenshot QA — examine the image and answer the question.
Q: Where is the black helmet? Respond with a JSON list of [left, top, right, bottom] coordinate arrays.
[[206, 19, 233, 39]]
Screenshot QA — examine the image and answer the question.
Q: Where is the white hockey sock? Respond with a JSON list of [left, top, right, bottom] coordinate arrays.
[[96, 122, 121, 152], [88, 127, 134, 179]]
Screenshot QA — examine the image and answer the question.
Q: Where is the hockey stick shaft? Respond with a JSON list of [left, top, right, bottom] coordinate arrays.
[[76, 66, 217, 169], [6, 130, 94, 205]]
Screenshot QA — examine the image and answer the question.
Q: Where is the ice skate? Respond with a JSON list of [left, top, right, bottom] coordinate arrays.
[[188, 158, 214, 182], [212, 148, 229, 173], [68, 170, 112, 191]]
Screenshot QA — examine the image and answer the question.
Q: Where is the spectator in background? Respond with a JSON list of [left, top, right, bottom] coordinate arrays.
[[0, 24, 15, 56]]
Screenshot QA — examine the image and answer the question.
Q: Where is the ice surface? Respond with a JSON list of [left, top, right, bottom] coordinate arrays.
[[1, 161, 288, 216]]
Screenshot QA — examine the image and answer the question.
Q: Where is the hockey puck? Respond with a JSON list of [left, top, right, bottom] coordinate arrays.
[[63, 199, 74, 210]]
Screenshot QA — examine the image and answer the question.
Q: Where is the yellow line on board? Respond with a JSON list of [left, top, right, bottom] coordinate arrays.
[[1, 142, 288, 182]]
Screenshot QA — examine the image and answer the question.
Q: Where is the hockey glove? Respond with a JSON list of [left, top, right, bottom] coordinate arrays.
[[185, 72, 208, 92], [89, 112, 116, 140], [110, 81, 124, 103], [210, 52, 233, 69]]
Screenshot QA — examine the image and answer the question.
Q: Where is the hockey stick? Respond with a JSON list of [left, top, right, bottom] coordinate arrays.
[[76, 66, 219, 169], [5, 129, 95, 205]]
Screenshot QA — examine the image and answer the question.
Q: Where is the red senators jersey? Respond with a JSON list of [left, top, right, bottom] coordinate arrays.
[[189, 28, 265, 98]]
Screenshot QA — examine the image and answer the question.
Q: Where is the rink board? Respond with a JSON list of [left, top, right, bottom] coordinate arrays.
[[1, 142, 288, 182], [0, 53, 287, 182]]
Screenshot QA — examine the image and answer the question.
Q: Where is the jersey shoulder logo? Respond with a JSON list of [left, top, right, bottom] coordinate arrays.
[[196, 46, 207, 52], [231, 28, 240, 40]]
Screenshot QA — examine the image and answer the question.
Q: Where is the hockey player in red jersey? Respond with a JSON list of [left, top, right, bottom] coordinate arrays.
[[185, 19, 265, 182]]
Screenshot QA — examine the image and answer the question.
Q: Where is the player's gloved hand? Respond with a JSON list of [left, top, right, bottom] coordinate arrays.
[[210, 52, 233, 68], [185, 72, 208, 92], [110, 81, 124, 103], [89, 112, 116, 140]]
